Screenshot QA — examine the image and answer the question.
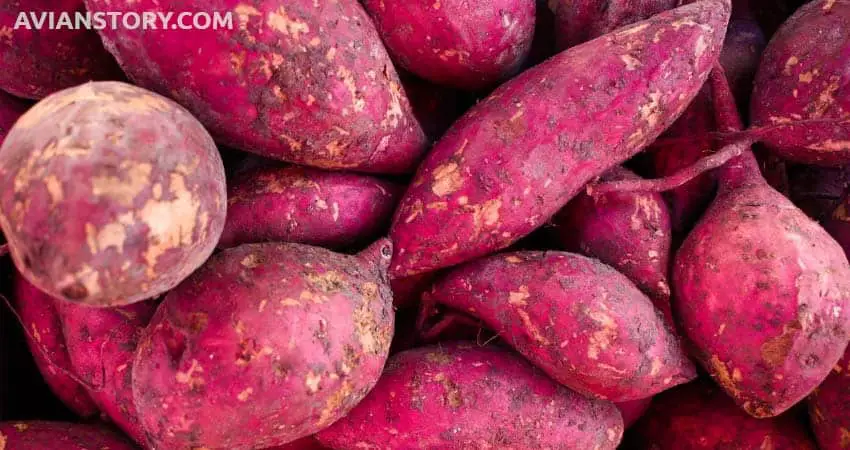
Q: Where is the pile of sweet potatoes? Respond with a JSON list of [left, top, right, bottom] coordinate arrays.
[[4, 0, 850, 448]]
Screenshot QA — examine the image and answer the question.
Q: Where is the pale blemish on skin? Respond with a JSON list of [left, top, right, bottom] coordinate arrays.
[[175, 359, 205, 388], [509, 286, 530, 306], [516, 309, 550, 346], [267, 6, 310, 40], [431, 162, 463, 196], [784, 56, 799, 75], [621, 54, 641, 71], [139, 173, 202, 275], [587, 309, 618, 360], [305, 371, 322, 394], [237, 387, 254, 401]]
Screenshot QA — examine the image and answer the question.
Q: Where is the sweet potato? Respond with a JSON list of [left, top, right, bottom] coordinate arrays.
[[0, 421, 136, 449], [219, 166, 402, 250], [617, 397, 653, 429], [0, 91, 28, 143], [56, 300, 158, 445], [316, 342, 624, 449], [549, 0, 681, 51], [12, 271, 97, 418], [267, 436, 327, 450], [788, 164, 850, 221], [750, 0, 850, 165], [389, 1, 730, 277], [0, 81, 227, 306], [553, 167, 674, 324], [672, 69, 850, 417], [0, 1, 123, 100], [628, 381, 818, 449], [809, 346, 850, 450], [88, 0, 428, 174], [425, 251, 695, 401], [719, 17, 766, 114], [362, 0, 536, 91], [390, 272, 436, 309], [132, 240, 395, 449]]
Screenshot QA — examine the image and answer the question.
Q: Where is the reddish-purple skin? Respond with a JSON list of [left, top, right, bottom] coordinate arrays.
[[389, 1, 730, 277], [629, 381, 819, 449], [553, 167, 674, 324], [316, 343, 624, 449], [809, 347, 850, 450], [0, 81, 227, 306], [219, 166, 402, 250], [0, 421, 137, 449], [673, 149, 850, 418], [362, 0, 536, 91], [0, 1, 123, 100], [788, 164, 850, 221], [0, 91, 28, 143], [390, 272, 437, 309], [427, 251, 696, 401], [402, 74, 462, 141], [56, 299, 158, 445], [822, 193, 850, 260], [266, 436, 328, 450], [12, 271, 97, 418], [719, 18, 766, 113], [549, 0, 681, 51], [133, 240, 395, 449], [751, 0, 850, 166], [616, 397, 653, 429], [87, 0, 428, 174]]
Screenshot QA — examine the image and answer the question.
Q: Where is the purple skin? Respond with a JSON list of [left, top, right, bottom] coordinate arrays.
[[132, 240, 395, 449], [750, 0, 850, 166], [0, 82, 227, 306], [425, 251, 696, 402], [389, 0, 730, 277], [809, 348, 850, 450], [0, 421, 137, 449], [87, 0, 428, 174], [362, 0, 536, 91], [219, 166, 403, 250], [0, 91, 28, 142], [0, 1, 123, 100], [316, 343, 624, 449]]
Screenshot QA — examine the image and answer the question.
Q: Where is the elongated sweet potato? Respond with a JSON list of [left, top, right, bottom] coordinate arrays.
[[553, 167, 673, 324], [425, 251, 695, 401], [220, 166, 402, 250], [549, 0, 681, 51], [57, 300, 158, 445], [88, 0, 428, 174], [316, 342, 624, 449], [750, 0, 850, 165], [0, 421, 136, 449], [12, 271, 96, 418], [389, 1, 730, 277], [0, 1, 123, 100], [629, 381, 818, 449], [809, 347, 850, 450], [133, 240, 395, 449], [673, 69, 850, 418], [0, 81, 226, 306], [362, 0, 535, 91]]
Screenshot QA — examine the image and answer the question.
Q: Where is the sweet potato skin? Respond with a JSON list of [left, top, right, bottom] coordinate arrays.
[[132, 240, 395, 449], [316, 342, 624, 449], [629, 381, 818, 449], [389, 1, 730, 277], [12, 271, 97, 418], [220, 166, 401, 250], [0, 1, 122, 100], [362, 0, 535, 91], [267, 436, 327, 450], [0, 421, 137, 449], [0, 81, 227, 306], [553, 167, 673, 323], [809, 348, 850, 450], [549, 0, 680, 50], [750, 0, 850, 165], [57, 300, 158, 445], [427, 251, 695, 401], [88, 0, 428, 174]]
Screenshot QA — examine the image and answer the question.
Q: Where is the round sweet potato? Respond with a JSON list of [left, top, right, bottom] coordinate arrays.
[[0, 81, 227, 306]]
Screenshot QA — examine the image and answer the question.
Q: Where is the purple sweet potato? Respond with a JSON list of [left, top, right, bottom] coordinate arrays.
[[56, 300, 158, 445], [750, 0, 850, 166], [0, 421, 136, 449], [389, 1, 730, 277], [425, 251, 695, 401], [362, 0, 536, 91], [553, 167, 674, 324], [629, 381, 818, 449], [788, 164, 850, 221], [719, 17, 766, 113], [617, 397, 653, 429], [88, 0, 428, 174], [0, 81, 227, 306], [219, 166, 402, 250], [549, 0, 681, 51], [316, 342, 624, 449], [673, 69, 850, 418], [809, 346, 850, 450], [12, 271, 97, 418], [0, 1, 123, 100], [132, 240, 395, 449]]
